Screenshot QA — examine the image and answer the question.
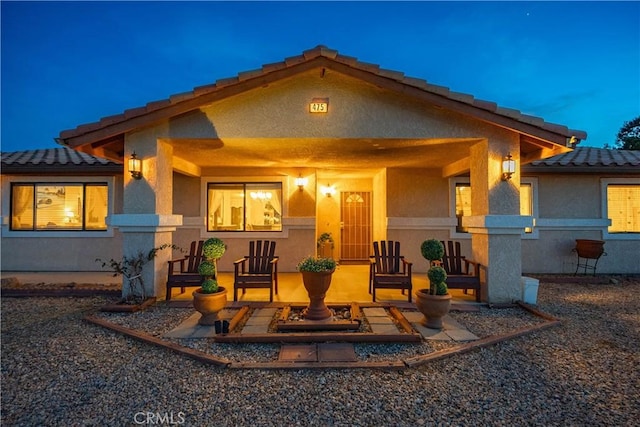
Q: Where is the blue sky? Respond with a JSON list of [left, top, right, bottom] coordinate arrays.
[[1, 1, 638, 152]]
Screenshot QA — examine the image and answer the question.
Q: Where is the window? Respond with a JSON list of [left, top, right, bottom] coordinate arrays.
[[520, 183, 533, 233], [607, 184, 640, 233], [454, 181, 534, 234], [207, 183, 282, 232], [454, 183, 472, 233], [10, 183, 108, 231]]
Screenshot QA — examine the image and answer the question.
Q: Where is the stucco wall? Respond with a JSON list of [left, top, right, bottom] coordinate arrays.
[[521, 173, 640, 274], [0, 174, 124, 271], [535, 174, 601, 218], [522, 230, 640, 274], [167, 70, 509, 141], [385, 168, 455, 273], [387, 168, 449, 217], [4, 167, 638, 275]]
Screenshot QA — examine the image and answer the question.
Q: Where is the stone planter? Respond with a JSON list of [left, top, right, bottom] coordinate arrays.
[[301, 270, 335, 320], [414, 289, 451, 329], [192, 287, 227, 325]]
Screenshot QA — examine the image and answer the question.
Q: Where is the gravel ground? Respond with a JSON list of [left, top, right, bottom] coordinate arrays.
[[2, 277, 639, 426]]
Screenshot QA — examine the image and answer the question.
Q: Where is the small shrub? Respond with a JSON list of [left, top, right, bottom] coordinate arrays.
[[317, 232, 335, 249], [427, 265, 447, 283], [203, 237, 226, 259], [421, 239, 444, 263], [427, 266, 448, 295], [436, 281, 448, 296], [297, 256, 337, 272], [96, 243, 182, 302], [201, 278, 219, 294], [198, 261, 216, 277]]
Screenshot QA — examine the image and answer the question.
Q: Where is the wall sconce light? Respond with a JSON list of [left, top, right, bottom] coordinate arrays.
[[294, 175, 308, 192], [502, 153, 516, 181], [320, 184, 337, 197], [128, 152, 142, 180]]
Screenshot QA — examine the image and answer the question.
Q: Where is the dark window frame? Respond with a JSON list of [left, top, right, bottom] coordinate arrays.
[[206, 182, 283, 232], [10, 182, 109, 232]]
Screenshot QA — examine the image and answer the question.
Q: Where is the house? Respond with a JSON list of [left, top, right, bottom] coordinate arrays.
[[2, 46, 638, 303]]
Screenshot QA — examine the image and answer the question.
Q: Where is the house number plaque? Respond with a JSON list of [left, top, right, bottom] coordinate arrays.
[[309, 98, 328, 113]]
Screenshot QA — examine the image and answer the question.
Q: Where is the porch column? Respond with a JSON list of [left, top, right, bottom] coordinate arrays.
[[463, 137, 531, 303], [110, 128, 182, 299]]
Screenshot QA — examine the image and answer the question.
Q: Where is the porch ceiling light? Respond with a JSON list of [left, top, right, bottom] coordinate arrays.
[[502, 153, 516, 181], [128, 152, 142, 180], [321, 184, 337, 197], [295, 175, 308, 192]]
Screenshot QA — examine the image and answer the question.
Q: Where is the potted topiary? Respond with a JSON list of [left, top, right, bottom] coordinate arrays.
[[415, 239, 452, 329], [192, 277, 227, 325], [193, 237, 227, 325], [297, 256, 337, 320]]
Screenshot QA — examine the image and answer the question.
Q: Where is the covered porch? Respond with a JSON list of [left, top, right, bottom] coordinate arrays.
[[167, 264, 479, 304], [57, 46, 586, 304]]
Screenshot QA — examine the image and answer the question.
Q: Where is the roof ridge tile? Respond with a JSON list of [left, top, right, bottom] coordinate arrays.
[[284, 55, 305, 66], [169, 92, 194, 103], [214, 77, 238, 88], [261, 61, 287, 73], [377, 69, 405, 80], [448, 91, 475, 104], [237, 68, 264, 81], [424, 83, 450, 97], [473, 99, 498, 112]]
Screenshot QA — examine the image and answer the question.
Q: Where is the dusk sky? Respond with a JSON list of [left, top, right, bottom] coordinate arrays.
[[1, 1, 639, 153]]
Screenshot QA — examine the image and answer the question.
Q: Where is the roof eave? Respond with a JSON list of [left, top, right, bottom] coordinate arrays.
[[58, 49, 586, 152]]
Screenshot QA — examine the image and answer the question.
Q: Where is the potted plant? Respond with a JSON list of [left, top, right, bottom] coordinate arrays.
[[415, 239, 452, 329], [97, 243, 181, 312], [192, 278, 227, 326], [317, 232, 335, 258], [297, 256, 337, 320], [193, 237, 227, 325]]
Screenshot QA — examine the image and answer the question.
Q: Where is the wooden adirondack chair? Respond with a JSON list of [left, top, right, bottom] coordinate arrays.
[[440, 240, 482, 302], [233, 240, 279, 302], [369, 240, 413, 302], [166, 240, 205, 300]]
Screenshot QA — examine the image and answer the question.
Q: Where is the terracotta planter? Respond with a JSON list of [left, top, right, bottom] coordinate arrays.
[[192, 287, 227, 325], [575, 239, 605, 259], [415, 289, 452, 329], [301, 270, 335, 320]]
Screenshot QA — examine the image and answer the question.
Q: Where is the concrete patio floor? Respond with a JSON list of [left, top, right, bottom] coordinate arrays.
[[168, 264, 479, 305]]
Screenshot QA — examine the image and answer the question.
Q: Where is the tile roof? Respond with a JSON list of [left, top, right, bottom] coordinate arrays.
[[1, 147, 122, 175], [4, 146, 636, 176], [58, 45, 586, 149], [525, 147, 640, 173]]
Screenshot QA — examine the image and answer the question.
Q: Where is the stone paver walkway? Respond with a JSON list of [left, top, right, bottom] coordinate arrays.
[[166, 306, 478, 342], [402, 311, 479, 341]]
